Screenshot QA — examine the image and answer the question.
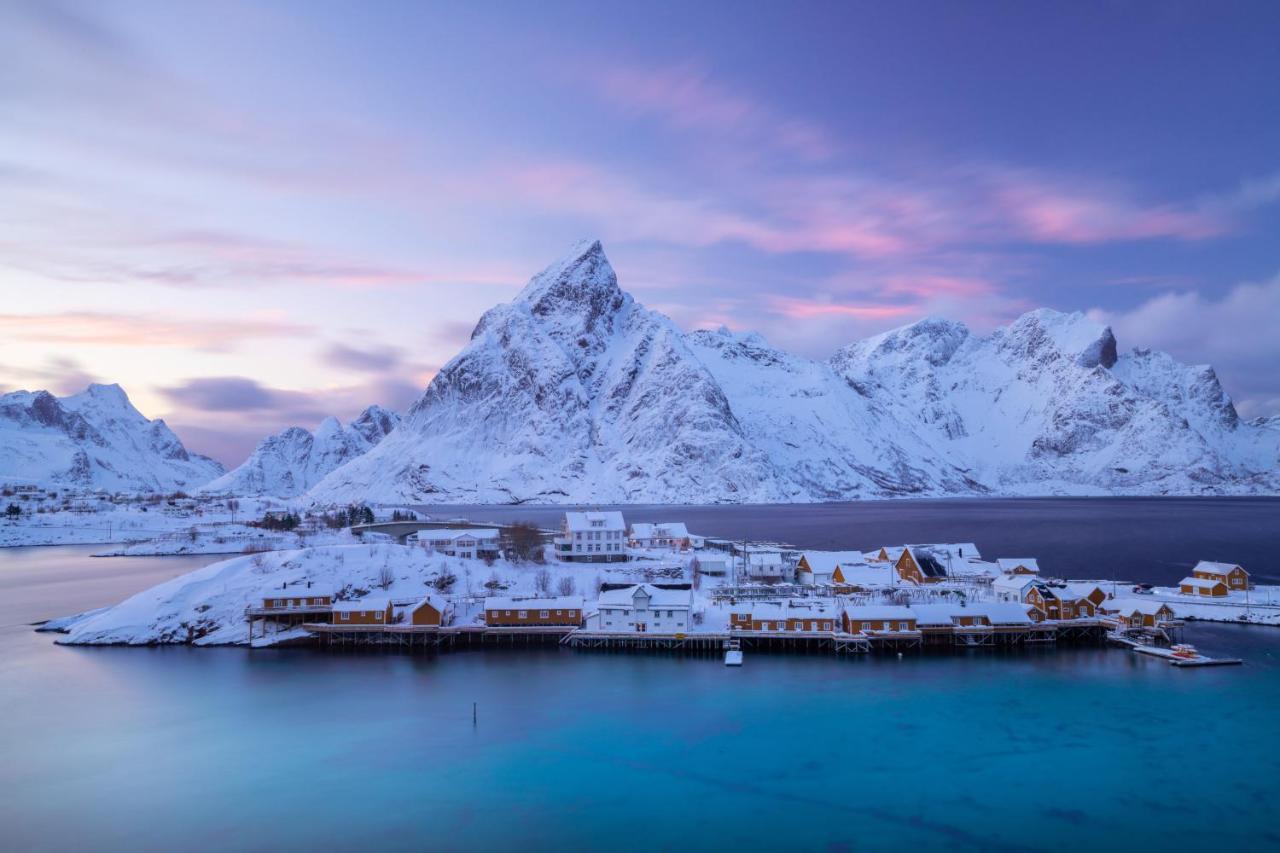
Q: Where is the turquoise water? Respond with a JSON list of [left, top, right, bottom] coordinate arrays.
[[4, 631, 1279, 852], [3, 497, 1280, 852]]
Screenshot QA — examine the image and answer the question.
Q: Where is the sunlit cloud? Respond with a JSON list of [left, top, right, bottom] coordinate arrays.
[[0, 311, 310, 350]]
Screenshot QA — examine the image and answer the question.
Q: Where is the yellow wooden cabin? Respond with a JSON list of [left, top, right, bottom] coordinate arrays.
[[332, 598, 392, 625], [407, 596, 446, 627], [1103, 600, 1176, 628], [262, 585, 332, 610], [730, 602, 837, 633], [1179, 577, 1229, 598], [1191, 561, 1248, 590], [842, 606, 918, 635], [484, 597, 585, 627]]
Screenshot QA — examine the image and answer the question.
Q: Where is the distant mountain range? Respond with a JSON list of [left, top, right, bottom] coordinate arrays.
[[0, 383, 223, 492], [4, 241, 1276, 501], [305, 240, 1279, 502], [203, 407, 400, 497]]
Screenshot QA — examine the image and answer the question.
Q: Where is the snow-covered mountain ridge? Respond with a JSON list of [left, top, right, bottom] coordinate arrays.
[[0, 383, 223, 492], [202, 406, 399, 497], [306, 241, 1278, 503]]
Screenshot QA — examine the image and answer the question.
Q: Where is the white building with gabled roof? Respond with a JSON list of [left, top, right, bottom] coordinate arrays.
[[555, 511, 627, 562], [993, 574, 1038, 602], [596, 584, 691, 633], [407, 527, 500, 559], [628, 522, 691, 550]]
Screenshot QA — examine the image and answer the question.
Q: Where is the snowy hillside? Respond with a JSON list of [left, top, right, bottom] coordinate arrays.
[[304, 241, 1277, 503], [203, 406, 399, 497], [0, 383, 223, 492], [53, 543, 453, 645]]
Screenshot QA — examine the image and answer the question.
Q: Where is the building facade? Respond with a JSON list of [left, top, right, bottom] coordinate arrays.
[[555, 511, 628, 562]]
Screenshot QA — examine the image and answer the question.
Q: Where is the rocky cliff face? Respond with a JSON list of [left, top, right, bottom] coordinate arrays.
[[0, 383, 224, 491], [304, 241, 1277, 504], [202, 406, 400, 497]]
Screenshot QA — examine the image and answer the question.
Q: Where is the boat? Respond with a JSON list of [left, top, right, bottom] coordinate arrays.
[[724, 639, 743, 667], [1132, 642, 1242, 667]]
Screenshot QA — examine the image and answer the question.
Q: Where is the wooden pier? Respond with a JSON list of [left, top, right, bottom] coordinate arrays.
[[247, 611, 1111, 658]]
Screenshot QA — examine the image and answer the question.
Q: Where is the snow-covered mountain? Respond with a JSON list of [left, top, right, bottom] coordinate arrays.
[[0, 383, 223, 492], [203, 406, 399, 497], [307, 240, 1278, 504]]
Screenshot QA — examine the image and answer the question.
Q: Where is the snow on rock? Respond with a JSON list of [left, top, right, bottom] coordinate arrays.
[[308, 240, 786, 504], [301, 241, 1276, 503], [204, 406, 400, 497], [57, 543, 454, 645], [0, 383, 223, 492]]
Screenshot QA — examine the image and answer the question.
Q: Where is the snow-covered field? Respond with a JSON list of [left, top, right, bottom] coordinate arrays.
[[0, 496, 289, 549], [1153, 587, 1280, 626]]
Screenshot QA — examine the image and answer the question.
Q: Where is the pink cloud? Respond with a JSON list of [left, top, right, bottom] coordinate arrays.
[[770, 297, 919, 321], [591, 62, 836, 161], [989, 174, 1224, 244], [0, 311, 310, 350]]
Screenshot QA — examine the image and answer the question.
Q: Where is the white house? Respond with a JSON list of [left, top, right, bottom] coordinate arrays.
[[692, 556, 730, 577], [993, 574, 1038, 602], [408, 527, 500, 559], [596, 584, 692, 633], [628, 522, 692, 550], [741, 547, 787, 581], [555, 511, 627, 562]]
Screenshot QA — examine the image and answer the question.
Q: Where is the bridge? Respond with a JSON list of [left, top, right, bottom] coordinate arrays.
[[349, 519, 556, 544]]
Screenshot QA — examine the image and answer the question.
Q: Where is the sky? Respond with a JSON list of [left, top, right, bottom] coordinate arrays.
[[2, 0, 1279, 466]]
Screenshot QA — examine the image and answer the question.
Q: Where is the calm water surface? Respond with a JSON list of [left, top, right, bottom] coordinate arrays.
[[3, 500, 1279, 852]]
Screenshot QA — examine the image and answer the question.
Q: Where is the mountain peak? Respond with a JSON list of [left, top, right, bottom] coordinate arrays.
[[1004, 308, 1117, 369], [516, 239, 624, 317]]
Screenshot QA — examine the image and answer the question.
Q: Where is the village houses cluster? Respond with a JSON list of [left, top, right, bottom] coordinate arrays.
[[249, 510, 1249, 645]]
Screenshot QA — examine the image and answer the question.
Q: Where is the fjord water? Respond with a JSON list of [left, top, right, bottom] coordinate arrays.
[[2, 499, 1279, 852]]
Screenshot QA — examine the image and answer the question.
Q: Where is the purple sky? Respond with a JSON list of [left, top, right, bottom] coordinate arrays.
[[2, 0, 1279, 465]]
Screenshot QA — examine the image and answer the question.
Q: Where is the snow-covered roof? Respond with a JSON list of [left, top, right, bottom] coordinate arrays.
[[965, 602, 1036, 625], [484, 596, 584, 610], [799, 550, 865, 574], [333, 597, 391, 613], [909, 604, 965, 626], [831, 564, 896, 587], [410, 527, 499, 542], [1063, 582, 1106, 599], [629, 522, 690, 539], [1193, 560, 1244, 576], [598, 584, 691, 609], [1103, 598, 1172, 616], [564, 511, 626, 531], [408, 594, 447, 613], [844, 605, 916, 621], [265, 584, 334, 599], [993, 574, 1036, 592], [948, 559, 1000, 578], [1178, 577, 1227, 590], [997, 558, 1041, 573], [734, 598, 839, 619]]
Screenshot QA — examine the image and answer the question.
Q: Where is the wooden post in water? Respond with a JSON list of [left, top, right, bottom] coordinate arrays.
[[473, 701, 477, 726]]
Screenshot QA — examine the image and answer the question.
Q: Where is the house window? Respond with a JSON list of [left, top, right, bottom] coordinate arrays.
[[341, 612, 350, 621], [540, 610, 550, 618], [519, 611, 528, 619]]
